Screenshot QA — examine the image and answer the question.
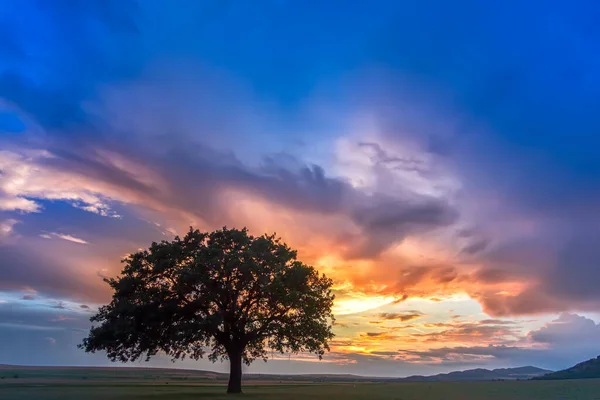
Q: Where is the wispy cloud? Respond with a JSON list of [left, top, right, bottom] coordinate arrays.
[[40, 232, 89, 245], [0, 150, 120, 218], [0, 218, 18, 238], [377, 312, 424, 322], [0, 322, 62, 331]]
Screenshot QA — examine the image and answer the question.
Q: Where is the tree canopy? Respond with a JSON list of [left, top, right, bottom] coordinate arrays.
[[80, 227, 335, 393]]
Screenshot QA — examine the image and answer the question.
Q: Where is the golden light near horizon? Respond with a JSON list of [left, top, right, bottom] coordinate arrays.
[[333, 293, 398, 316]]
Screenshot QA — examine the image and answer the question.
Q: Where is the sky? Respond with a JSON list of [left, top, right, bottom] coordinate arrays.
[[1, 0, 600, 377]]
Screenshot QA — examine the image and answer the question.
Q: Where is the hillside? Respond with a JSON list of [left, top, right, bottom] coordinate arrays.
[[0, 364, 551, 383], [0, 365, 381, 383], [535, 356, 600, 380], [398, 366, 552, 382]]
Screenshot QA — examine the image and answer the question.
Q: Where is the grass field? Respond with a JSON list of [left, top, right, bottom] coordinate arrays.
[[1, 367, 599, 399], [2, 380, 600, 399]]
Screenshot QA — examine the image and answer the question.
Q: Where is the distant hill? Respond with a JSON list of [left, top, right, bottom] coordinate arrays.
[[535, 356, 600, 380], [397, 366, 552, 382], [0, 365, 381, 383], [0, 364, 551, 383]]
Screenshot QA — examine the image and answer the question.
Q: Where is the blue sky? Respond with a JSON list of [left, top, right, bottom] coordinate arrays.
[[1, 0, 600, 375]]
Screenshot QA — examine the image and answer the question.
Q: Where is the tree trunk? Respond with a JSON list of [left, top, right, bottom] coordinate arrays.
[[227, 350, 243, 394]]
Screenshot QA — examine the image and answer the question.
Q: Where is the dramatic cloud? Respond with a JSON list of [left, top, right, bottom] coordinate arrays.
[[359, 1, 600, 316]]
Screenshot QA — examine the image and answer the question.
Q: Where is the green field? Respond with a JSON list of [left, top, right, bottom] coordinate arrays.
[[2, 380, 600, 400], [1, 366, 599, 400]]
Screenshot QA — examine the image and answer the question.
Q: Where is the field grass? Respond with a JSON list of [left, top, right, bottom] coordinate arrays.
[[1, 367, 599, 399], [2, 379, 600, 400]]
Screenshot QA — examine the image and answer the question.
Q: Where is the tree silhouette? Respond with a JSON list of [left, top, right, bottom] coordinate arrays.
[[80, 227, 335, 393]]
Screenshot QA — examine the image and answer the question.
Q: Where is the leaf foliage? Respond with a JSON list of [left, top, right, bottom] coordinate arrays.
[[81, 227, 335, 366]]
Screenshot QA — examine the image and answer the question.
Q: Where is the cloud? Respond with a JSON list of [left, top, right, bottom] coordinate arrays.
[[395, 345, 533, 366], [392, 295, 409, 304], [0, 150, 120, 217], [0, 245, 106, 300], [368, 3, 600, 316], [377, 312, 423, 322], [529, 313, 600, 349], [347, 195, 458, 258], [50, 315, 77, 322], [0, 1, 463, 318], [412, 321, 520, 346], [41, 232, 89, 245], [461, 238, 490, 255], [364, 332, 393, 338], [389, 314, 600, 369], [0, 300, 112, 365], [0, 218, 18, 238], [0, 0, 597, 324], [478, 319, 516, 326], [0, 322, 61, 331], [359, 332, 399, 341]]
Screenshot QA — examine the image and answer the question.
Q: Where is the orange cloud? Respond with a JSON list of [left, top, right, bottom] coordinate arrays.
[[376, 312, 423, 322]]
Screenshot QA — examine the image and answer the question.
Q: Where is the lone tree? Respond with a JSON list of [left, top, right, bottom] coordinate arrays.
[[80, 227, 335, 393]]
